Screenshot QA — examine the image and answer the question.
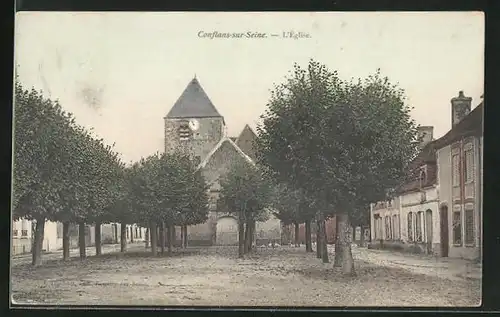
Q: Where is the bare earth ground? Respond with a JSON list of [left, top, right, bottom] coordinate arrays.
[[11, 245, 481, 307]]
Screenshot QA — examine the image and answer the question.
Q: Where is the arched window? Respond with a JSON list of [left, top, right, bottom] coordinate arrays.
[[407, 212, 413, 242], [416, 211, 423, 242], [385, 216, 392, 240]]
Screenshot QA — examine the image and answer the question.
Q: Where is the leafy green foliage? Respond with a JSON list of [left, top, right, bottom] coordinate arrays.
[[218, 161, 273, 223], [256, 59, 420, 217], [13, 80, 125, 224], [125, 152, 210, 226]]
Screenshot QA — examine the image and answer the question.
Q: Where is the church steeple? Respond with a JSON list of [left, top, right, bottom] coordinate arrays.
[[165, 77, 223, 120]]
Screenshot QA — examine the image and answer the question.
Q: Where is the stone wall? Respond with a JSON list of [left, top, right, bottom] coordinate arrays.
[[164, 117, 224, 159]]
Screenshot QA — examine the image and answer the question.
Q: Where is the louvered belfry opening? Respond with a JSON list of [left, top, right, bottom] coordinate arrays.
[[178, 121, 193, 140]]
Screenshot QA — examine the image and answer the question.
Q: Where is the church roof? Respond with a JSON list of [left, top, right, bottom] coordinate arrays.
[[165, 77, 223, 119], [196, 137, 255, 171], [235, 124, 258, 161]]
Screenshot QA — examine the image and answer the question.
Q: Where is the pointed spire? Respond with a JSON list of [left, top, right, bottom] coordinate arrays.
[[165, 77, 223, 119]]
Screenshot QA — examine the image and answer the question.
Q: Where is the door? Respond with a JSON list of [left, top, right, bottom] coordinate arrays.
[[440, 206, 449, 257], [216, 217, 239, 246], [425, 210, 433, 253]]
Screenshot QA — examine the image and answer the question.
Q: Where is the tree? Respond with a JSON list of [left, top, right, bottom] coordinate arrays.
[[218, 161, 273, 258], [125, 152, 209, 256], [256, 60, 419, 275], [13, 82, 80, 266]]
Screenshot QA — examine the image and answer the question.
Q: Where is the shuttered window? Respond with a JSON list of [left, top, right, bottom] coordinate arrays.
[[392, 215, 399, 240], [407, 212, 413, 242], [385, 216, 392, 240], [416, 212, 423, 242], [452, 153, 460, 187], [453, 211, 462, 245], [464, 142, 474, 183], [465, 209, 474, 245]]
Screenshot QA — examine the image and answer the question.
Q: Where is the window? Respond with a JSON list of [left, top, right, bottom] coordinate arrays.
[[407, 212, 413, 242], [415, 212, 423, 242], [139, 228, 142, 239], [178, 123, 192, 140], [13, 221, 18, 237], [452, 153, 460, 187], [126, 227, 129, 239], [21, 219, 29, 237], [453, 211, 462, 245], [464, 143, 474, 183], [385, 216, 392, 240], [393, 215, 399, 240], [465, 209, 474, 245]]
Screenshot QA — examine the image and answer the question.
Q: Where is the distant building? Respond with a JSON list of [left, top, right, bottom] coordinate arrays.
[[163, 76, 281, 246], [369, 91, 483, 260], [12, 219, 146, 256]]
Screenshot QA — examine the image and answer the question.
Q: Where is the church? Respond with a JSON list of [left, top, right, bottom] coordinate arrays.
[[164, 76, 281, 246]]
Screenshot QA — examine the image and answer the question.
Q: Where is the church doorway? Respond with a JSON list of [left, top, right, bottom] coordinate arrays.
[[216, 216, 239, 246]]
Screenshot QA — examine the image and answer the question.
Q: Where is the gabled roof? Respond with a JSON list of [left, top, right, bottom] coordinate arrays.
[[196, 137, 255, 171], [165, 77, 223, 119], [434, 102, 483, 150], [235, 124, 258, 160]]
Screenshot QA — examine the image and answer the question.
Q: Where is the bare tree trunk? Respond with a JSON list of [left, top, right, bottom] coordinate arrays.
[[251, 220, 256, 251], [334, 217, 343, 267], [167, 225, 173, 255], [183, 225, 188, 248], [78, 222, 86, 259], [238, 221, 245, 258], [159, 222, 165, 255], [319, 214, 329, 263], [244, 221, 251, 254], [316, 217, 322, 258], [305, 219, 312, 252], [130, 226, 134, 243], [150, 223, 157, 256], [145, 227, 149, 248], [294, 222, 300, 247], [360, 225, 365, 247], [120, 222, 127, 253], [32, 217, 46, 266], [114, 224, 118, 244], [62, 221, 70, 261], [95, 222, 102, 256], [338, 212, 355, 276], [171, 225, 176, 249]]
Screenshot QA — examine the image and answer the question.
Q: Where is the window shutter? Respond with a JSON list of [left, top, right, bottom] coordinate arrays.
[[464, 142, 474, 183], [452, 154, 460, 187], [465, 209, 474, 245]]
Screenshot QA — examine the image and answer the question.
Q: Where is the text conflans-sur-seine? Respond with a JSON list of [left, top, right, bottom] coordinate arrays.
[[197, 31, 312, 39]]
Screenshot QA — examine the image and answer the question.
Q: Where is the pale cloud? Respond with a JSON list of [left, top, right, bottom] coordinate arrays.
[[14, 12, 484, 163]]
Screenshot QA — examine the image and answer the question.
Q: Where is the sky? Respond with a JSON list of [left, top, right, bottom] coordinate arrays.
[[14, 12, 484, 163]]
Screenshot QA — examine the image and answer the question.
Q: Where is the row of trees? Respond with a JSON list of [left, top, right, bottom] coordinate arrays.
[[255, 60, 421, 275], [13, 79, 210, 266]]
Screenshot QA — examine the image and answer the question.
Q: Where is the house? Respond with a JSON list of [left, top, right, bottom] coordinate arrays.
[[397, 126, 441, 255], [369, 91, 483, 260], [163, 76, 281, 246], [12, 219, 146, 256], [434, 92, 483, 260]]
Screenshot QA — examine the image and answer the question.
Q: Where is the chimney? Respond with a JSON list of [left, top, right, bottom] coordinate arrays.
[[451, 91, 472, 126], [417, 126, 434, 148]]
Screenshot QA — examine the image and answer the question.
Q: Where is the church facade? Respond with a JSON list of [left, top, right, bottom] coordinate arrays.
[[164, 77, 281, 246]]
